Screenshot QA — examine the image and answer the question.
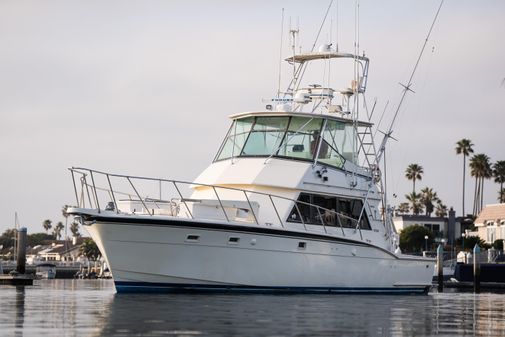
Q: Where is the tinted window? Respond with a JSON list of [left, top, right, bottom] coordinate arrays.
[[287, 192, 371, 230]]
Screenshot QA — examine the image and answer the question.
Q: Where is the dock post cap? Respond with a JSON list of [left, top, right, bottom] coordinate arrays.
[[473, 244, 480, 253], [436, 244, 444, 253]]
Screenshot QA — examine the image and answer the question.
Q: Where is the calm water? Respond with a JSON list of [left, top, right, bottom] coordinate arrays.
[[1, 280, 505, 336]]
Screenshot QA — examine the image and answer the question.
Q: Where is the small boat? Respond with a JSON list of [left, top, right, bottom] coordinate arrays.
[[67, 15, 435, 294], [35, 263, 56, 279]]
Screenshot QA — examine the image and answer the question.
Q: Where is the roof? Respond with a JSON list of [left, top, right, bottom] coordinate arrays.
[[475, 204, 505, 226], [229, 111, 373, 127], [394, 215, 448, 223]]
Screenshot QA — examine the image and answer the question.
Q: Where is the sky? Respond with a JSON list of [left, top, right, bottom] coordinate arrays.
[[0, 0, 504, 235]]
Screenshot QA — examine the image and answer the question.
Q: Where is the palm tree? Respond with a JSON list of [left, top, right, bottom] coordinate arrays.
[[53, 221, 64, 240], [80, 238, 101, 260], [405, 192, 424, 215], [499, 189, 505, 204], [62, 205, 70, 240], [42, 219, 52, 233], [405, 164, 424, 193], [70, 221, 81, 238], [493, 160, 505, 203], [435, 202, 448, 217], [470, 153, 492, 215], [396, 202, 410, 215], [456, 139, 474, 216], [420, 187, 440, 216]]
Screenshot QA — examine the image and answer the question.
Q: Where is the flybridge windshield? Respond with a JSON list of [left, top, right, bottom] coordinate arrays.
[[214, 116, 357, 167]]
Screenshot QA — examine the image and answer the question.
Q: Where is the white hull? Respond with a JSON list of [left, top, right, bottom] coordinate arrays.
[[85, 215, 434, 293]]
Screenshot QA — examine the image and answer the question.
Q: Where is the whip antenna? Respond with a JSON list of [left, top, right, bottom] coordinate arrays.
[[376, 0, 444, 164]]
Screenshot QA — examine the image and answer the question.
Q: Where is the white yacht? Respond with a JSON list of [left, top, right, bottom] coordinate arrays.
[[67, 40, 435, 293]]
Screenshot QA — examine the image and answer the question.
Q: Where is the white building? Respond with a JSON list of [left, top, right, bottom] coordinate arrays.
[[475, 204, 505, 244]]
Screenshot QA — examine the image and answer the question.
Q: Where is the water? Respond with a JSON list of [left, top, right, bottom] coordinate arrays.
[[1, 280, 505, 336]]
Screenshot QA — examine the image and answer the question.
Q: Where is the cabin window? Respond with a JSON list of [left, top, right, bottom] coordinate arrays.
[[317, 120, 347, 168], [214, 115, 356, 169], [276, 117, 323, 160], [298, 241, 307, 249], [216, 117, 254, 161], [287, 192, 371, 230], [241, 117, 289, 155], [186, 234, 200, 242]]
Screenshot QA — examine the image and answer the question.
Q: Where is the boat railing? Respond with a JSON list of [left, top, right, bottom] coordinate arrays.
[[69, 167, 364, 239]]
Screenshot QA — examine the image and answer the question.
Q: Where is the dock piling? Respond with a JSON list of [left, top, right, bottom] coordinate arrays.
[[437, 244, 443, 292], [16, 227, 27, 275], [473, 244, 480, 293]]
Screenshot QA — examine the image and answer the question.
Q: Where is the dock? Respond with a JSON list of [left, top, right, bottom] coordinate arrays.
[[0, 274, 34, 286]]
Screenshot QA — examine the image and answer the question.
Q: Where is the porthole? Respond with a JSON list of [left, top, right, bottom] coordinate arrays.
[[298, 242, 306, 249], [186, 234, 200, 242], [228, 237, 240, 244]]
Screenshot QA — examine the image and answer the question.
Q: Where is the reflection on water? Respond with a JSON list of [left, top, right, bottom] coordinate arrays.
[[1, 280, 505, 336]]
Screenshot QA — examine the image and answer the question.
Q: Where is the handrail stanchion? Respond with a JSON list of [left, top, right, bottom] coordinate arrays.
[[172, 182, 193, 219], [336, 214, 346, 236], [89, 171, 101, 213], [127, 177, 152, 216], [316, 207, 328, 234], [70, 170, 79, 206], [106, 174, 119, 214], [82, 175, 93, 209], [213, 186, 229, 222], [269, 196, 284, 228], [294, 202, 307, 231], [243, 191, 259, 225]]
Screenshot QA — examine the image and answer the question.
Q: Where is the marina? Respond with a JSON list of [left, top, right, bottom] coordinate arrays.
[[1, 0, 505, 336], [2, 280, 505, 336]]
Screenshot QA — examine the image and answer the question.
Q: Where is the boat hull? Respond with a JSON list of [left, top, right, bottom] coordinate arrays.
[[84, 215, 434, 294]]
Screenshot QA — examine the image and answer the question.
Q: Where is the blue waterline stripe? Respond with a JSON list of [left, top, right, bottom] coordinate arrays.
[[114, 281, 429, 294]]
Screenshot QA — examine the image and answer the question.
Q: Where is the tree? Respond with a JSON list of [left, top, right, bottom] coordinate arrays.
[[70, 221, 81, 237], [53, 221, 64, 240], [27, 233, 54, 247], [399, 225, 433, 253], [435, 202, 448, 217], [420, 187, 440, 216], [0, 228, 17, 249], [463, 235, 487, 250], [396, 202, 410, 215], [62, 205, 70, 240], [405, 192, 423, 215], [470, 154, 492, 215], [80, 238, 101, 260], [493, 239, 504, 250], [456, 139, 474, 216], [405, 164, 424, 193], [493, 160, 505, 203], [42, 219, 52, 234]]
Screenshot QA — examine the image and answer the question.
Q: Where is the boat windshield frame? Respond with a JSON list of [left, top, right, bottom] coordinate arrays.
[[214, 112, 370, 168]]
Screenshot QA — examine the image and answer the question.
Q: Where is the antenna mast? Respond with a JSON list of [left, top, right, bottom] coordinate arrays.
[[277, 8, 285, 98]]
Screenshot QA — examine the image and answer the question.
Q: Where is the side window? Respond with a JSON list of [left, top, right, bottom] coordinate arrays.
[[216, 117, 254, 161], [287, 193, 371, 230]]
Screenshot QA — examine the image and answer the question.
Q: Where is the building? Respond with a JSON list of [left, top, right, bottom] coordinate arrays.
[[393, 208, 470, 247], [475, 204, 505, 244]]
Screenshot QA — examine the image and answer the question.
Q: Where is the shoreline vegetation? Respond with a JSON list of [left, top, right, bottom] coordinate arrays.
[[398, 138, 504, 218]]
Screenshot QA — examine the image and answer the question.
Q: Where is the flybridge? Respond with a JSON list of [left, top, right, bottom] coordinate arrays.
[[264, 43, 370, 122]]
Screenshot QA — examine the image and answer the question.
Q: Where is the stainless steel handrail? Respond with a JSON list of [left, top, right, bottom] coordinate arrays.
[[69, 167, 361, 238]]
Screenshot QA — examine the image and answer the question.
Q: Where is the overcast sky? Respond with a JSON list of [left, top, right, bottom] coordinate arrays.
[[1, 0, 504, 235]]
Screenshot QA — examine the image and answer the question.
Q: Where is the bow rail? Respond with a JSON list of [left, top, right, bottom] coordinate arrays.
[[69, 167, 365, 239]]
